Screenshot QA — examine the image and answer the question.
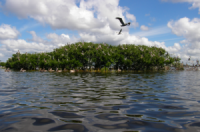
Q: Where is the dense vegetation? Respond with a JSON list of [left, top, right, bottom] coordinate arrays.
[[5, 42, 179, 71], [0, 62, 6, 67]]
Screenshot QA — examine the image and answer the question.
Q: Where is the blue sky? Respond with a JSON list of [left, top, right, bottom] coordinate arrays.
[[0, 0, 200, 64]]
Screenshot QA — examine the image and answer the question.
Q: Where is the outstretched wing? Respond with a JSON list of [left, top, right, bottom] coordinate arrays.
[[116, 17, 125, 25], [119, 29, 122, 34]]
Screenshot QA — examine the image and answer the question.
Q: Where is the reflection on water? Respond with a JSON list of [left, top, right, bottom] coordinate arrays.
[[1, 69, 200, 131]]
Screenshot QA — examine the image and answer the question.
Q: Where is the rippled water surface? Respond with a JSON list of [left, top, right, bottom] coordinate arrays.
[[1, 68, 200, 132]]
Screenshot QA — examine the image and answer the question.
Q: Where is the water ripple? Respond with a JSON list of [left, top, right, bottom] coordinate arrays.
[[1, 69, 200, 131]]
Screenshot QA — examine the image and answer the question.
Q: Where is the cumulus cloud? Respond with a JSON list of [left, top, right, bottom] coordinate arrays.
[[167, 16, 200, 63], [125, 12, 139, 28], [46, 33, 72, 46], [0, 47, 13, 61], [165, 43, 181, 53], [140, 25, 149, 31], [1, 0, 138, 32], [1, 0, 100, 30], [170, 45, 200, 64], [0, 38, 57, 61], [0, 24, 20, 40], [0, 29, 67, 62], [28, 31, 45, 43], [168, 17, 200, 48], [79, 31, 166, 47], [1, 39, 55, 53], [161, 43, 193, 64], [0, 53, 4, 57], [161, 0, 200, 64]]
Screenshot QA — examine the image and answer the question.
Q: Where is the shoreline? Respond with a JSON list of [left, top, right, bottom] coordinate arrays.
[[2, 68, 185, 73]]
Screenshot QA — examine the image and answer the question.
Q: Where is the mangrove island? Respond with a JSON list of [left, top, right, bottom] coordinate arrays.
[[4, 42, 182, 72]]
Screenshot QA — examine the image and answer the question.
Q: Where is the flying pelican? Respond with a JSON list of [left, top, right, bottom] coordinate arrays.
[[116, 17, 131, 27], [118, 29, 122, 35]]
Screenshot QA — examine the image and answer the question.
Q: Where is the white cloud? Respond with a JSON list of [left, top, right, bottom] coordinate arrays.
[[165, 43, 181, 53], [166, 17, 200, 64], [2, 0, 138, 32], [79, 31, 166, 47], [187, 48, 200, 55], [168, 17, 200, 48], [0, 24, 20, 40], [0, 0, 140, 41], [2, 0, 100, 30], [0, 53, 4, 57], [0, 31, 74, 61], [161, 0, 200, 64], [29, 31, 45, 43], [0, 47, 13, 62], [0, 39, 57, 62], [169, 44, 200, 64], [46, 33, 71, 45], [125, 12, 139, 28], [1, 39, 55, 53], [140, 25, 149, 31]]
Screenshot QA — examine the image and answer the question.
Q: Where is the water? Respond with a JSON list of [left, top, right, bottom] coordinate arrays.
[[1, 68, 200, 132]]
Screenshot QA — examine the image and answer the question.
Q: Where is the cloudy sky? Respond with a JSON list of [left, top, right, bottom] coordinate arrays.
[[0, 0, 200, 64]]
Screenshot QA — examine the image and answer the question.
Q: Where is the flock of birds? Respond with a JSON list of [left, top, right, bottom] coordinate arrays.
[[116, 17, 131, 35]]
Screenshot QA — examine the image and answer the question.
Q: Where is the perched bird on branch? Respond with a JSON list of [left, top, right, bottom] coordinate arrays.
[[116, 17, 131, 27]]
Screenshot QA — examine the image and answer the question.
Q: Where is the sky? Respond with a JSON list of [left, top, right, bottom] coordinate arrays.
[[0, 0, 200, 65]]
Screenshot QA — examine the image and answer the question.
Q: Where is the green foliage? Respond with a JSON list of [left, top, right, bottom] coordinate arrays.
[[0, 62, 6, 67], [5, 42, 176, 71], [173, 56, 184, 70], [101, 67, 109, 72]]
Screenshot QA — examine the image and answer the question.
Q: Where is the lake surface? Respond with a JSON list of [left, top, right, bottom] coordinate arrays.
[[1, 68, 200, 132]]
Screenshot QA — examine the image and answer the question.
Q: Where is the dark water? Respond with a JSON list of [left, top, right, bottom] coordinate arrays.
[[1, 68, 200, 132]]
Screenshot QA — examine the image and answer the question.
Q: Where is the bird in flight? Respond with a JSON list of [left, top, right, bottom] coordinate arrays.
[[118, 29, 122, 35], [116, 17, 131, 27]]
